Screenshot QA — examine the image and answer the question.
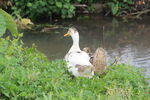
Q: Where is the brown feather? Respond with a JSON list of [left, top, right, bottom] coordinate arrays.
[[76, 64, 85, 72], [82, 47, 107, 75], [75, 64, 94, 73], [93, 48, 107, 75], [75, 64, 94, 78]]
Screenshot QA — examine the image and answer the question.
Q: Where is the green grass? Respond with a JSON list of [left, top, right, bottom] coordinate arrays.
[[0, 37, 150, 100]]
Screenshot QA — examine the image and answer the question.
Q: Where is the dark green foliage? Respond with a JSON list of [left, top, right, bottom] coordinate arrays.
[[10, 0, 97, 20], [106, 0, 134, 15], [11, 0, 75, 19], [2, 0, 150, 19]]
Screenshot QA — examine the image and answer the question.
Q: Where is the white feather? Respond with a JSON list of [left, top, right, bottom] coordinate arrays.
[[64, 27, 94, 78]]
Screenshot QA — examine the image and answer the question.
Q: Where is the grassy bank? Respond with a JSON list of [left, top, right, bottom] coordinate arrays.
[[0, 9, 149, 100], [0, 36, 149, 100]]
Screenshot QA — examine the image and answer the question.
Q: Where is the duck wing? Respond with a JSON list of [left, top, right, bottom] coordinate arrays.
[[65, 51, 91, 67]]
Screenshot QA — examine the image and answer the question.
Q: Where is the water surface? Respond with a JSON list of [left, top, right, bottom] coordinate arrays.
[[23, 15, 150, 77]]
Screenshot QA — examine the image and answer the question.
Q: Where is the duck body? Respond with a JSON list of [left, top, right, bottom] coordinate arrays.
[[64, 27, 94, 78], [65, 51, 94, 78]]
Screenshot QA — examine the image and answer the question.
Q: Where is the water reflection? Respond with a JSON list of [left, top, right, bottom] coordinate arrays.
[[23, 15, 150, 77]]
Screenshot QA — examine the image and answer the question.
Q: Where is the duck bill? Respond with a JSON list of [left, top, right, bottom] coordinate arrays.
[[64, 33, 70, 37]]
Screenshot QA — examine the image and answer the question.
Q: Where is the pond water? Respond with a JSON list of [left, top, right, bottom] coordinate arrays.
[[23, 15, 150, 78]]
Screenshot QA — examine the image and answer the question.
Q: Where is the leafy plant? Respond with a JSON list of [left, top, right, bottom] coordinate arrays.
[[0, 43, 149, 100], [107, 0, 134, 16], [11, 0, 75, 20], [0, 9, 18, 37], [0, 14, 6, 35], [10, 0, 97, 20]]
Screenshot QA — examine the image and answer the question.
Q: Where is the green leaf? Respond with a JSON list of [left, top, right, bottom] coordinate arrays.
[[0, 9, 18, 36], [27, 3, 32, 7], [63, 4, 69, 9], [123, 0, 127, 2], [77, 0, 82, 2], [0, 14, 6, 37], [128, 0, 133, 4], [111, 3, 119, 15], [55, 2, 62, 8], [65, 0, 70, 2], [61, 9, 67, 15]]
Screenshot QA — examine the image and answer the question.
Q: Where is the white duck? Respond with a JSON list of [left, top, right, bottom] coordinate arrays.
[[64, 27, 94, 78]]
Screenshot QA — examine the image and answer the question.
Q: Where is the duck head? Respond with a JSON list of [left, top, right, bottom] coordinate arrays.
[[64, 27, 81, 52], [64, 27, 78, 37]]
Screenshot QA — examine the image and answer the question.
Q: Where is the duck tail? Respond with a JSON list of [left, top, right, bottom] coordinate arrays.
[[93, 47, 107, 75]]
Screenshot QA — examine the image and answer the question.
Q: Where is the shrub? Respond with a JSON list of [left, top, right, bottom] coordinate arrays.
[[10, 0, 97, 20], [11, 0, 75, 20], [105, 0, 133, 16]]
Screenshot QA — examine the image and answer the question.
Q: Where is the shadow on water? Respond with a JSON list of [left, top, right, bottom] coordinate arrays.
[[22, 15, 150, 77]]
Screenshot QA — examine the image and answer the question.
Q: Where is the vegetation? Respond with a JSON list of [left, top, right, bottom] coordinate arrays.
[[106, 0, 134, 15], [10, 0, 96, 19], [0, 46, 150, 100], [11, 0, 76, 19], [0, 9, 18, 37], [105, 0, 150, 18], [0, 9, 149, 99], [0, 0, 149, 20]]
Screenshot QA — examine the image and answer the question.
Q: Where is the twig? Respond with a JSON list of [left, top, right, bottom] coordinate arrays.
[[105, 10, 111, 16], [73, 4, 87, 7], [128, 9, 150, 16], [120, 9, 150, 19]]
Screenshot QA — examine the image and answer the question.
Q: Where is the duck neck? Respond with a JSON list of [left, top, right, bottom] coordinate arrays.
[[69, 32, 81, 53]]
